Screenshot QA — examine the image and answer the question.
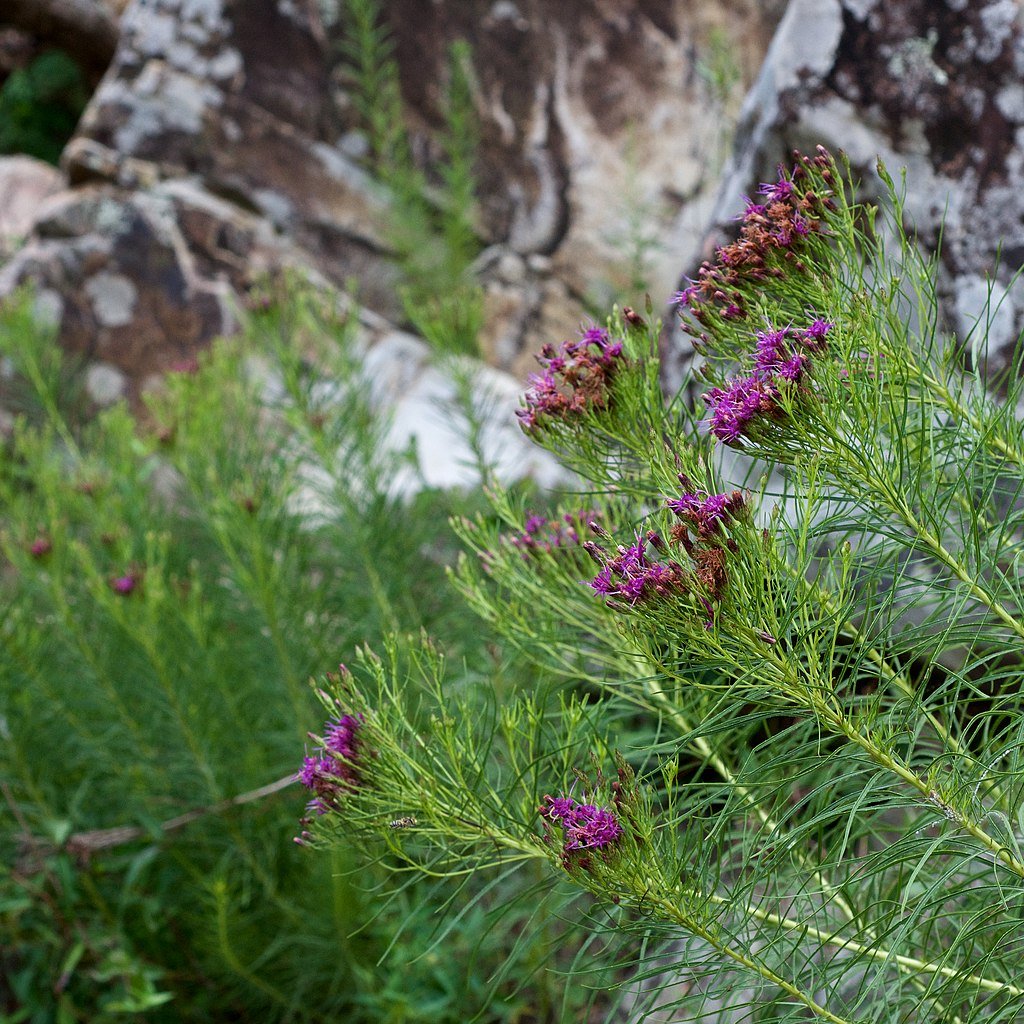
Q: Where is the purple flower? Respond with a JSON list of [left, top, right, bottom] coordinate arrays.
[[541, 795, 578, 821], [589, 566, 615, 595], [803, 318, 833, 351], [541, 795, 623, 853], [518, 324, 627, 433], [776, 353, 808, 381], [29, 536, 52, 558], [754, 328, 791, 371], [509, 509, 600, 558], [297, 710, 366, 815], [703, 316, 833, 443], [667, 490, 745, 536], [618, 576, 648, 602], [704, 375, 778, 444], [580, 325, 610, 347], [739, 196, 767, 220], [564, 804, 623, 851], [299, 755, 338, 792], [588, 534, 687, 605], [111, 572, 140, 595], [671, 282, 701, 307], [524, 515, 546, 535], [759, 175, 796, 202], [325, 714, 363, 763]]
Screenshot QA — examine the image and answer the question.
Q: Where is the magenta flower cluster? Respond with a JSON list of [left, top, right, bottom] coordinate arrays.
[[111, 570, 141, 596], [703, 319, 832, 444], [666, 488, 746, 539], [510, 509, 599, 556], [587, 533, 687, 606], [672, 147, 837, 328], [297, 712, 364, 821], [586, 485, 749, 628], [29, 536, 52, 559], [540, 794, 623, 853], [516, 326, 624, 434]]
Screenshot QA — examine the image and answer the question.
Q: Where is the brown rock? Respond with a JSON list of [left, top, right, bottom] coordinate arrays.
[[2, 0, 780, 400], [0, 156, 65, 255]]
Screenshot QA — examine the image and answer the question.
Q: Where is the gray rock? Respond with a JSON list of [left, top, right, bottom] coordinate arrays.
[[84, 361, 128, 405], [84, 272, 138, 328], [679, 0, 1024, 387], [0, 157, 65, 255], [3, 0, 782, 399]]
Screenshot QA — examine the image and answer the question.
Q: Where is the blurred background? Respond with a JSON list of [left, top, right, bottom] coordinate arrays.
[[2, 1, 1023, 1021]]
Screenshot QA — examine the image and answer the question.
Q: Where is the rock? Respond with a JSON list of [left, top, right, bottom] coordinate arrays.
[[287, 312, 568, 519], [3, 0, 122, 83], [84, 360, 127, 405], [2, 0, 780, 389], [0, 185, 235, 397], [672, 0, 1024, 383], [0, 157, 65, 255]]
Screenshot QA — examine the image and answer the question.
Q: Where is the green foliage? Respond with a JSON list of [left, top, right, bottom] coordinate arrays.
[[696, 25, 741, 111], [302, 154, 1024, 1022], [338, 0, 484, 356], [0, 281, 605, 1022], [0, 52, 88, 166]]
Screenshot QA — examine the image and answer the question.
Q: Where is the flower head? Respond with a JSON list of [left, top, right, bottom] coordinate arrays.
[[540, 794, 623, 854], [667, 489, 746, 537], [702, 317, 834, 444], [703, 374, 779, 444], [297, 709, 366, 814], [564, 804, 623, 851], [325, 713, 363, 764], [509, 509, 600, 557], [29, 536, 52, 559], [587, 534, 687, 606], [111, 572, 140, 595], [518, 325, 626, 434], [672, 150, 837, 325]]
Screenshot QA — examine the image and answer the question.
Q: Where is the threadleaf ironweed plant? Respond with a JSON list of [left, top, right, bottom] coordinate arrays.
[[0, 282, 603, 1023], [300, 150, 1024, 1022]]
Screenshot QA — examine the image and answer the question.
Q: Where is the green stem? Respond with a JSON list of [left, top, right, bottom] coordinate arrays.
[[642, 889, 858, 1024], [889, 492, 1024, 642], [709, 893, 1022, 998], [637, 674, 966, 1020], [919, 368, 1024, 470], [814, 681, 1024, 879]]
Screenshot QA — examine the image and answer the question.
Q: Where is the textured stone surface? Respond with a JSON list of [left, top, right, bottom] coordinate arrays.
[[378, 0, 776, 377], [0, 157, 65, 256], [1, 0, 776, 403], [285, 307, 569, 518], [668, 0, 1024, 382], [0, 185, 237, 388], [83, 359, 127, 405]]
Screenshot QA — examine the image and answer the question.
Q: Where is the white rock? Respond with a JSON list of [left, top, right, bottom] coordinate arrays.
[[33, 289, 64, 329], [85, 272, 138, 328], [207, 47, 243, 81], [0, 156, 65, 247], [85, 362, 128, 406], [384, 356, 566, 497], [953, 275, 1018, 368], [995, 83, 1024, 124], [287, 328, 568, 519]]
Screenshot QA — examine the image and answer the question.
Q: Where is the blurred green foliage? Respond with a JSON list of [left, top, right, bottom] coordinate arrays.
[[0, 51, 89, 166], [0, 284, 606, 1022], [339, 0, 484, 356]]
